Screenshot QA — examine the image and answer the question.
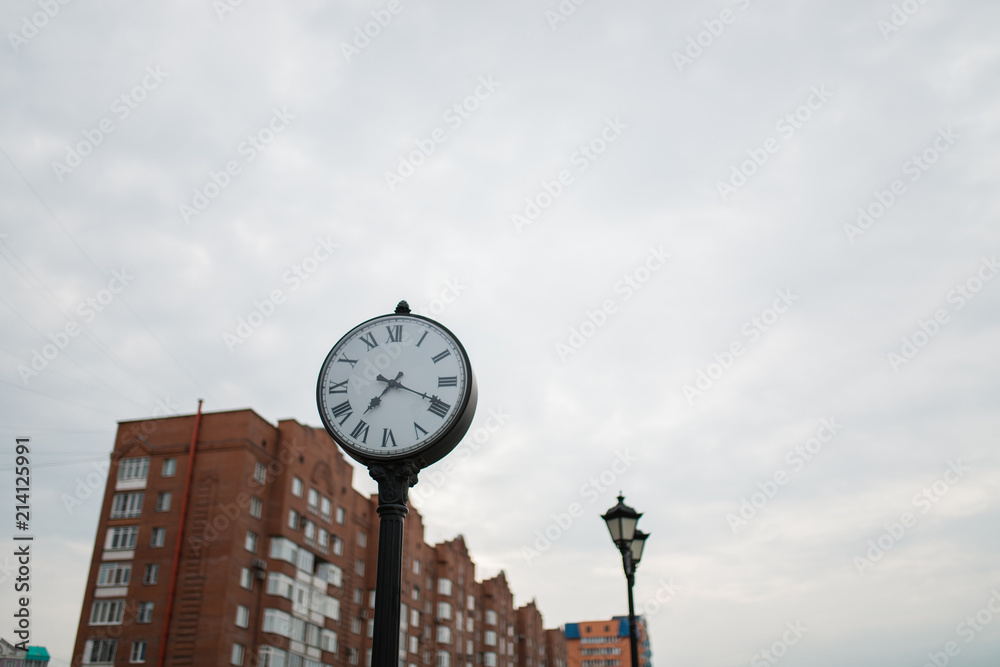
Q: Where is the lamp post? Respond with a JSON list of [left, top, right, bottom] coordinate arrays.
[[602, 494, 648, 667]]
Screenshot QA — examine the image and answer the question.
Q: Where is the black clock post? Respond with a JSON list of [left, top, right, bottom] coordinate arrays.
[[368, 461, 419, 665], [316, 301, 478, 667]]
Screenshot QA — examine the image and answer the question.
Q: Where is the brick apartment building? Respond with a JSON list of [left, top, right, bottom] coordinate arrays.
[[70, 408, 567, 667], [564, 617, 650, 667]]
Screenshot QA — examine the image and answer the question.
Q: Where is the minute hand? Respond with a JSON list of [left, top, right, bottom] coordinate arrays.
[[376, 374, 432, 400]]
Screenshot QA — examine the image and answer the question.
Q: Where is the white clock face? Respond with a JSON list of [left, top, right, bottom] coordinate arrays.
[[317, 315, 471, 459]]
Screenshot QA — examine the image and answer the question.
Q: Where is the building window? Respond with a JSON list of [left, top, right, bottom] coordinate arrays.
[[97, 563, 131, 587], [118, 457, 149, 482], [409, 635, 419, 654], [413, 559, 420, 574], [485, 630, 497, 646], [129, 641, 146, 663], [436, 651, 451, 667], [90, 599, 126, 625], [351, 617, 362, 634], [245, 531, 258, 553], [353, 587, 363, 604], [304, 519, 316, 542], [155, 492, 171, 512], [321, 629, 338, 653], [437, 602, 451, 621], [143, 563, 158, 585], [263, 608, 292, 637], [467, 594, 475, 611], [240, 567, 253, 590], [107, 526, 139, 550], [236, 604, 250, 628], [288, 509, 300, 530], [84, 639, 117, 663], [318, 528, 329, 550], [254, 462, 267, 484], [410, 608, 419, 627], [110, 492, 144, 519], [336, 507, 345, 524], [321, 496, 332, 521], [231, 643, 245, 666], [162, 458, 176, 477], [258, 646, 287, 667], [486, 610, 497, 625], [358, 530, 367, 547], [355, 559, 364, 576], [137, 602, 153, 623], [150, 527, 165, 548], [436, 625, 451, 644], [437, 578, 452, 596], [250, 496, 262, 519], [308, 488, 319, 513], [412, 584, 420, 601], [292, 477, 303, 497], [347, 648, 359, 665], [484, 653, 497, 667], [333, 536, 344, 556]]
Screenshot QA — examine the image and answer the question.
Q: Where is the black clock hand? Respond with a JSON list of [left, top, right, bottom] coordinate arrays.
[[363, 396, 381, 414]]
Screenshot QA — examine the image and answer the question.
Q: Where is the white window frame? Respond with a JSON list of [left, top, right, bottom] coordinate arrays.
[[107, 526, 139, 550], [231, 643, 245, 666], [137, 601, 153, 623], [97, 562, 131, 587], [292, 477, 304, 497], [150, 527, 165, 548], [155, 492, 171, 512], [162, 458, 176, 477], [110, 492, 144, 519], [129, 640, 146, 664], [118, 457, 149, 482], [250, 496, 262, 519], [245, 530, 258, 553], [143, 563, 158, 585], [236, 604, 250, 628]]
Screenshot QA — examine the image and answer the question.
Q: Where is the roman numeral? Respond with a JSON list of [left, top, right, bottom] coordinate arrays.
[[413, 422, 428, 439], [427, 398, 450, 418], [331, 401, 353, 426], [360, 333, 378, 350], [385, 325, 402, 343], [438, 376, 457, 387], [381, 429, 397, 448], [431, 350, 451, 364], [328, 380, 348, 394], [350, 420, 370, 443], [416, 331, 428, 348], [337, 355, 358, 368]]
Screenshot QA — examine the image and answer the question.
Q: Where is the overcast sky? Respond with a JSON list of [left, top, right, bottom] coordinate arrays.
[[2, 0, 1000, 665]]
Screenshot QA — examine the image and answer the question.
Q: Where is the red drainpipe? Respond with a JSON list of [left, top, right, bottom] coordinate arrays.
[[157, 399, 203, 667]]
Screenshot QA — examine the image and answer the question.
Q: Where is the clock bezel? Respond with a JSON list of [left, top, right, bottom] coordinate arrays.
[[316, 311, 478, 469]]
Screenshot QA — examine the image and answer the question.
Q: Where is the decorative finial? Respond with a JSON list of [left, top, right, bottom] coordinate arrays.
[[395, 300, 410, 314]]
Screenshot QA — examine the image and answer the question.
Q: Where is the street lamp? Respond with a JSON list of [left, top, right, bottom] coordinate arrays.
[[602, 494, 648, 667]]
